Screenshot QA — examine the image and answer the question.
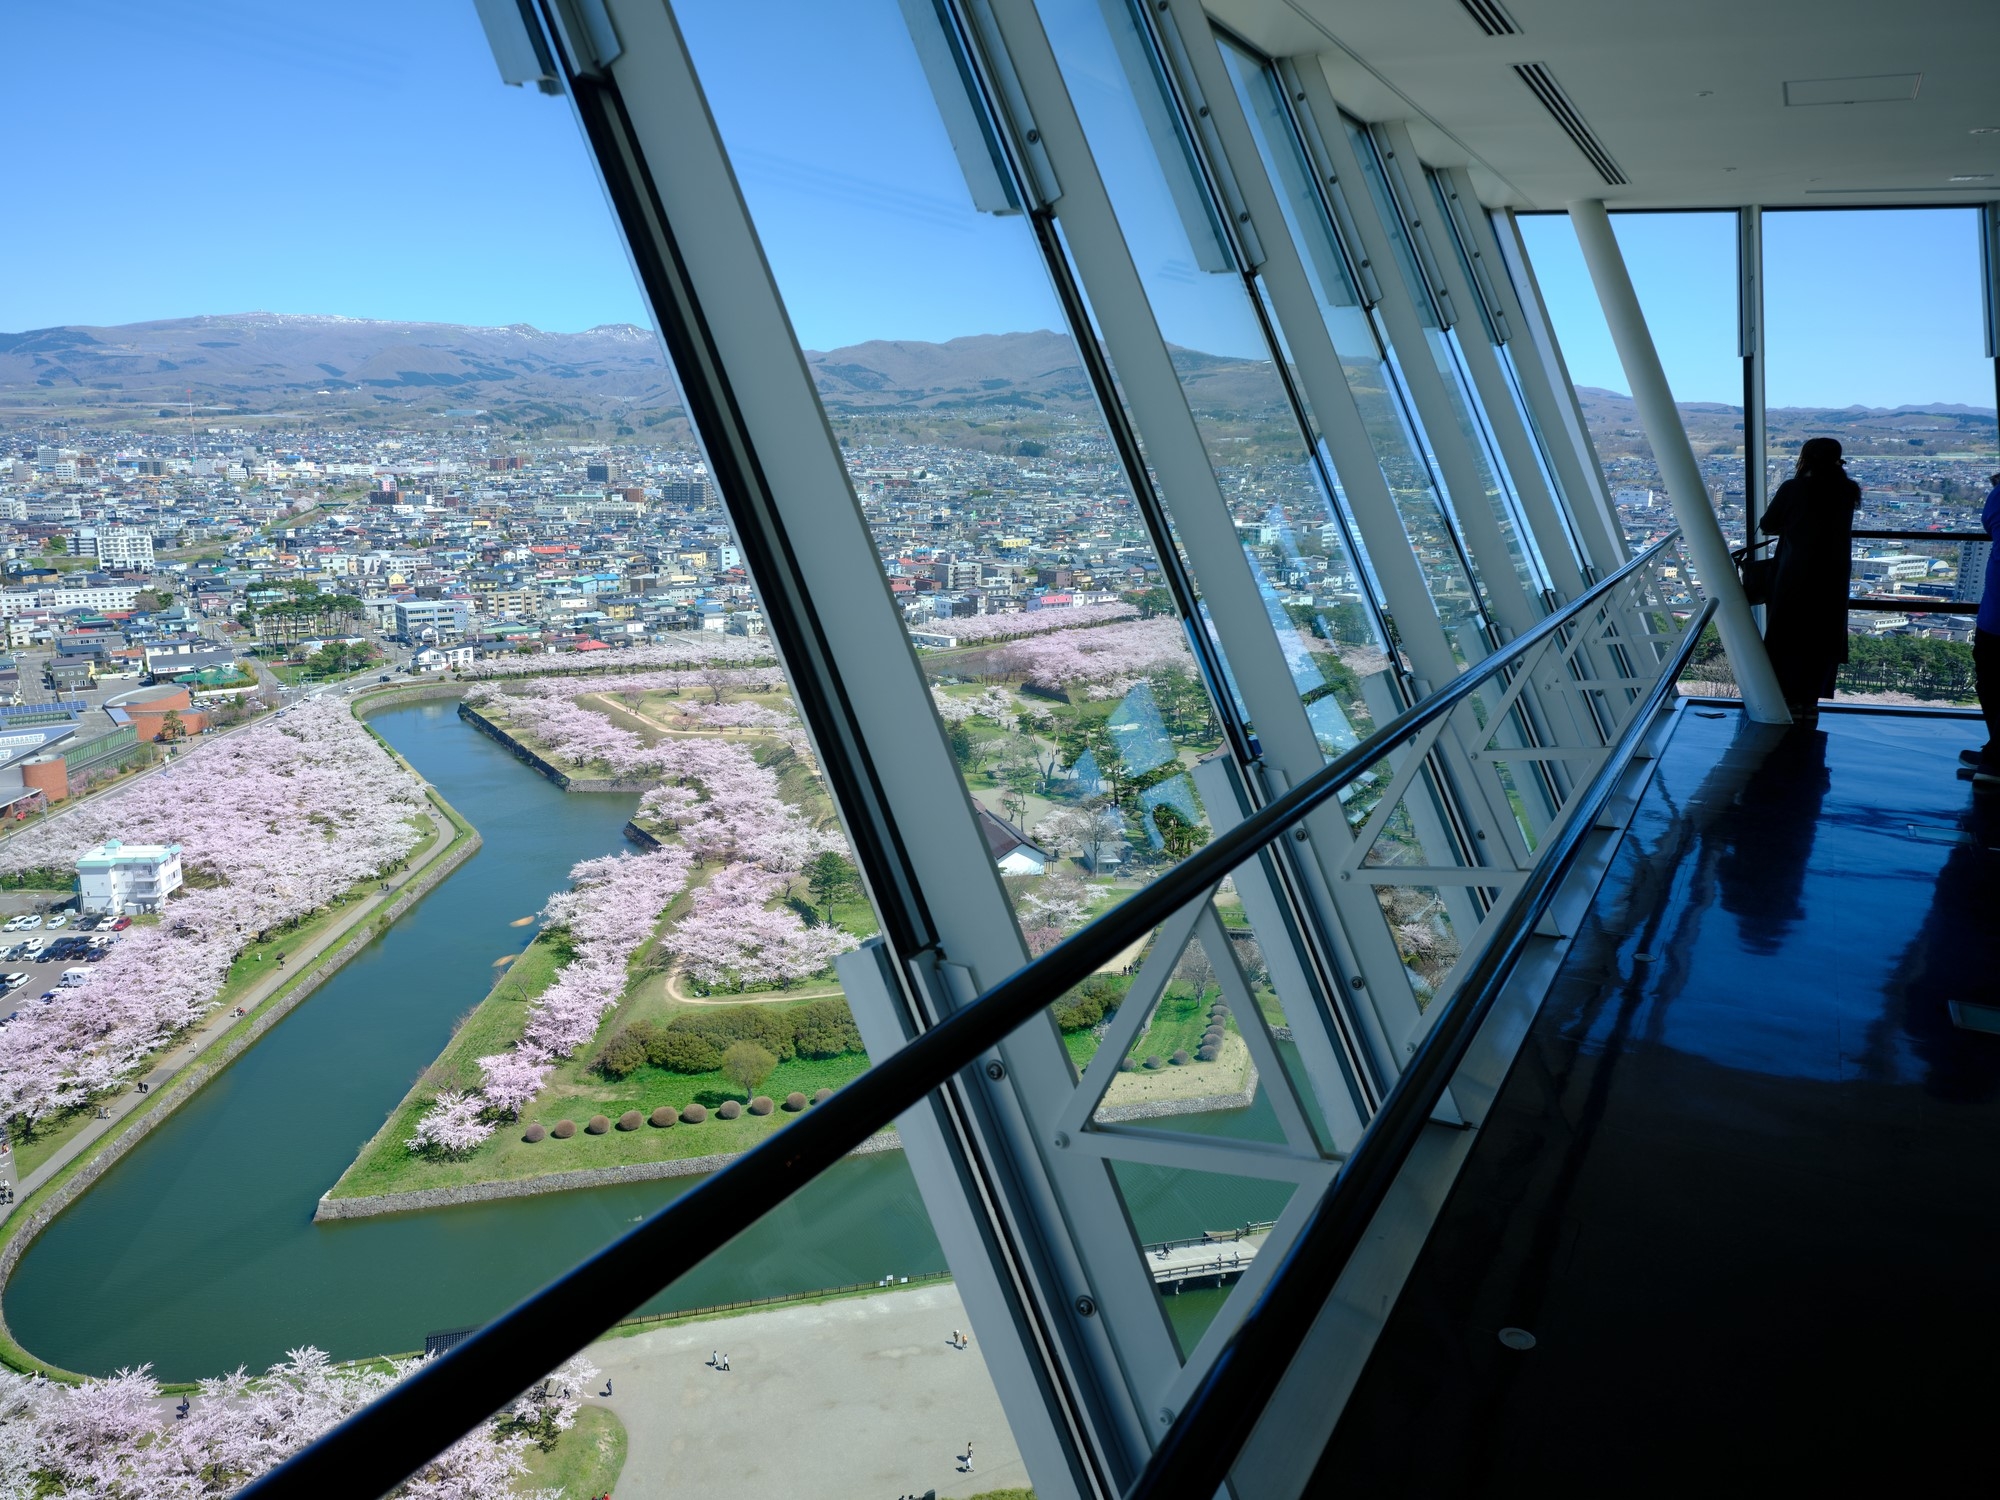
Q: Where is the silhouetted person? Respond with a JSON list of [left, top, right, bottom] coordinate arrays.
[[1969, 472, 2000, 785], [1760, 437, 1858, 724]]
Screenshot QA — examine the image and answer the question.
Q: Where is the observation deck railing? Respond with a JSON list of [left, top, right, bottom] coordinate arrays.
[[240, 531, 1710, 1500]]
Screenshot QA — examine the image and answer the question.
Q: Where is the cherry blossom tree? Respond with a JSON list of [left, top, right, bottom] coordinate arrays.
[[0, 1343, 575, 1498], [996, 617, 1195, 691], [406, 1090, 495, 1156], [670, 864, 857, 992], [0, 699, 427, 1134], [458, 634, 775, 679], [920, 602, 1137, 644]]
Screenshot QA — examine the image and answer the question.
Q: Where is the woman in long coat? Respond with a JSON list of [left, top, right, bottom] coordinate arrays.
[[1759, 436, 1858, 723]]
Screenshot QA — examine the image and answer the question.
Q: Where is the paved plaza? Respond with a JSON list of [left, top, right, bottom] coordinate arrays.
[[588, 1282, 1028, 1499]]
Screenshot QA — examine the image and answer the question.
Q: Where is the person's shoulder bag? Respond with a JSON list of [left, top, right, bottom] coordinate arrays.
[[1736, 538, 1777, 605]]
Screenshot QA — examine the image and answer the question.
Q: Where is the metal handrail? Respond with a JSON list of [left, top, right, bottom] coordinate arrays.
[[237, 530, 1685, 1500], [1850, 529, 1989, 542], [1125, 593, 1717, 1500]]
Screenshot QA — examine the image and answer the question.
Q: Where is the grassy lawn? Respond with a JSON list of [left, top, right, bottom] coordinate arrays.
[[328, 925, 876, 1202], [519, 1406, 626, 1497], [8, 817, 438, 1182]]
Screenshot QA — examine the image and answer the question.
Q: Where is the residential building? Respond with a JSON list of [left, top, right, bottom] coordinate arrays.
[[77, 838, 184, 915]]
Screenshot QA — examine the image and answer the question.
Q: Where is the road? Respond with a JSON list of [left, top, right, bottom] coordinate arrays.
[[587, 1282, 1028, 1500]]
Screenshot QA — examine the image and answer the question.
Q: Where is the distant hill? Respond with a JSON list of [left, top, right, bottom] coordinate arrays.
[[1575, 385, 1996, 460], [0, 313, 675, 418], [4, 315, 1986, 458]]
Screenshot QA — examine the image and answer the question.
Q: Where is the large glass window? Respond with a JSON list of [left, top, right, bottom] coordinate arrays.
[[1515, 210, 1744, 549], [674, 0, 1241, 937], [1764, 208, 1994, 530], [1212, 39, 1489, 651], [1033, 0, 1393, 760], [1339, 119, 1551, 606], [1766, 207, 1994, 704]]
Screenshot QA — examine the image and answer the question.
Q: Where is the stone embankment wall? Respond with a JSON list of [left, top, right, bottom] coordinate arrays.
[[352, 681, 468, 717], [623, 821, 663, 851], [315, 1130, 903, 1221], [0, 815, 481, 1367], [457, 701, 654, 793]]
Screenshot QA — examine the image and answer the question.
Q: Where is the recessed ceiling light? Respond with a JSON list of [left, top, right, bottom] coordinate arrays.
[[1972, 127, 2000, 135], [1949, 174, 1994, 182], [1696, 89, 1714, 97]]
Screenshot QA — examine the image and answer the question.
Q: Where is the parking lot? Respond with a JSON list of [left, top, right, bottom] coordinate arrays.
[[0, 904, 127, 1025]]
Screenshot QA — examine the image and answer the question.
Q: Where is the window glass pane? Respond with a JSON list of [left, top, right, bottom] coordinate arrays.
[[1425, 172, 1591, 579], [1765, 207, 1994, 531], [676, 0, 1233, 934], [1213, 39, 1488, 650], [0, 5, 1017, 1488], [1340, 120, 1547, 604], [1032, 0, 1397, 759], [1515, 210, 1744, 550]]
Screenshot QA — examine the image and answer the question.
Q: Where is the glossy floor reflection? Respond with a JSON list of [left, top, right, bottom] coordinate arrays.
[[1316, 705, 2000, 1493]]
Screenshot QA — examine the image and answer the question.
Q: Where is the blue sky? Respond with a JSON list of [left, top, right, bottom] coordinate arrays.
[[2, 0, 1993, 411], [0, 0, 648, 333], [1519, 209, 1994, 410]]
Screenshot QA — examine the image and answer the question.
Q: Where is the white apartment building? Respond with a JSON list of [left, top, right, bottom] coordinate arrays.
[[78, 527, 156, 571], [77, 839, 184, 915]]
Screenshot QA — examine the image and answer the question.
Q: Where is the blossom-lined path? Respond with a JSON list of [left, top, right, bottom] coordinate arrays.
[[0, 798, 458, 1224]]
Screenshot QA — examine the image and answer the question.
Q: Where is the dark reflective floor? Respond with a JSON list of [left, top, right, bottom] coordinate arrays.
[[1316, 706, 2000, 1493]]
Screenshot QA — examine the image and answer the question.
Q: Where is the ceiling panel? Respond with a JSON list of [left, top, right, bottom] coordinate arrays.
[[1206, 0, 2000, 209]]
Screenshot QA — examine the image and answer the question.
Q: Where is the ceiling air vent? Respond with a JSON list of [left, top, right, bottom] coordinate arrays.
[[1457, 0, 1520, 36], [1514, 62, 1627, 186]]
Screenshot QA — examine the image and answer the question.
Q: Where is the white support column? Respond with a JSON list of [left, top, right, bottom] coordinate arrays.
[[1567, 198, 1789, 723]]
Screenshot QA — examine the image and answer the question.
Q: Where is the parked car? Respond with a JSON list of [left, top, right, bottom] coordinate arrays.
[[110, 916, 132, 931], [45, 913, 67, 929], [59, 968, 89, 988], [76, 915, 101, 931], [0, 1011, 18, 1027], [2, 918, 24, 933], [0, 973, 23, 990], [18, 915, 42, 930]]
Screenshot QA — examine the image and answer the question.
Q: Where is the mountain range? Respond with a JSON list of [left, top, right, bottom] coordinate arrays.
[[1, 315, 1991, 457]]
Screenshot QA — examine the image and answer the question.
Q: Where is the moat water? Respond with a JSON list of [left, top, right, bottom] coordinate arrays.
[[6, 701, 1286, 1379]]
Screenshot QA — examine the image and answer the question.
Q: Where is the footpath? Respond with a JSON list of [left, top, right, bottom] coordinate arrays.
[[0, 794, 460, 1225]]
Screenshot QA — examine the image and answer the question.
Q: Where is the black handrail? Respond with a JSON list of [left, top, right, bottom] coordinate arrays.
[[236, 530, 1684, 1500], [1124, 594, 1718, 1500]]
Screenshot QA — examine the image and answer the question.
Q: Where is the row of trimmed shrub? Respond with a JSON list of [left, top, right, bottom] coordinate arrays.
[[521, 1088, 837, 1140], [598, 998, 864, 1079]]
